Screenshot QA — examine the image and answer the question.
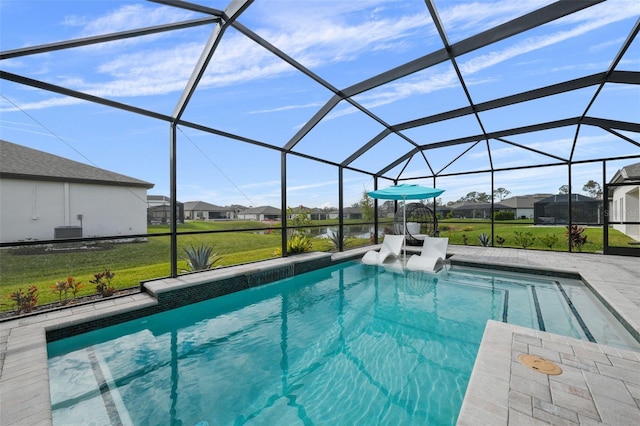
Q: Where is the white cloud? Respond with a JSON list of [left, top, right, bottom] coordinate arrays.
[[68, 4, 195, 37]]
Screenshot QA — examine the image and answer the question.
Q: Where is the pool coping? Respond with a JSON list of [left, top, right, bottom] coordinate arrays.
[[1, 247, 639, 425]]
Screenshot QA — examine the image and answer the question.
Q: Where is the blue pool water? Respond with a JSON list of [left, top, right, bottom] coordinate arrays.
[[48, 261, 640, 425]]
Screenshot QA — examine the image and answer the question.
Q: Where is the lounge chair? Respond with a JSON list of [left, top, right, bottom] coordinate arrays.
[[405, 237, 448, 272], [361, 234, 404, 265]]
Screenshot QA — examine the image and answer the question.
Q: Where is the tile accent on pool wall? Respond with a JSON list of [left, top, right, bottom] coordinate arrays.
[[555, 280, 596, 343], [47, 252, 332, 342]]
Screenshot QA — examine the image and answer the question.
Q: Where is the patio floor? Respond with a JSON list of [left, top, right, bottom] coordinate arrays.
[[1, 246, 639, 425]]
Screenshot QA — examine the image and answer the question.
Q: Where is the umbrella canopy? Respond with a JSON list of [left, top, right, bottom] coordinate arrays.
[[368, 184, 445, 260], [368, 184, 444, 201]]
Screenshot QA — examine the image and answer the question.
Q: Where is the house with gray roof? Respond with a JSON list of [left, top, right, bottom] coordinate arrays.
[[500, 194, 553, 219], [328, 206, 362, 220], [608, 161, 640, 241], [237, 206, 281, 221], [183, 201, 233, 220], [0, 140, 154, 243]]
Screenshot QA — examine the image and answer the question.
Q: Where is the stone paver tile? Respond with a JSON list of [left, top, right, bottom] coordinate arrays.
[[584, 370, 636, 406], [606, 354, 640, 372], [508, 408, 550, 425], [509, 389, 532, 416], [559, 354, 600, 373], [551, 385, 600, 421], [549, 379, 592, 401], [626, 382, 640, 403], [459, 392, 509, 422], [511, 360, 551, 385], [510, 375, 552, 403], [592, 394, 640, 425], [457, 403, 506, 426], [541, 340, 573, 356], [576, 413, 604, 426], [572, 346, 613, 365], [580, 340, 606, 354], [596, 362, 640, 386], [614, 348, 640, 362], [527, 345, 562, 363], [533, 397, 579, 424], [514, 334, 542, 347]]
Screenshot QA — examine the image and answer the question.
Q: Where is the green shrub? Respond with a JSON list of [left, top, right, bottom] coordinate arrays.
[[539, 234, 559, 249], [513, 231, 535, 249], [494, 211, 515, 220]]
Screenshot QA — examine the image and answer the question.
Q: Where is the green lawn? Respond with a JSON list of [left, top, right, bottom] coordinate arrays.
[[0, 219, 635, 312], [438, 220, 635, 251]]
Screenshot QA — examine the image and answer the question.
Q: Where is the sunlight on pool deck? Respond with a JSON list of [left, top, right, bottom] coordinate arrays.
[[1, 247, 639, 425]]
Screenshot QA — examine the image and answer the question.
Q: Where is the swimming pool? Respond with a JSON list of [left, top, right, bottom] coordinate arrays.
[[47, 261, 640, 425]]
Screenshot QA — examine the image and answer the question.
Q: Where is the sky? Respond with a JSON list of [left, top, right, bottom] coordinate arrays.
[[1, 0, 639, 209]]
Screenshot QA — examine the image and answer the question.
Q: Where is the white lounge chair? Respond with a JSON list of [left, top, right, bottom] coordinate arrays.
[[405, 237, 448, 272], [361, 234, 404, 265]]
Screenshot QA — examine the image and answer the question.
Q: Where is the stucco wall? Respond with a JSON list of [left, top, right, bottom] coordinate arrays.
[[0, 178, 148, 243], [611, 185, 640, 240]]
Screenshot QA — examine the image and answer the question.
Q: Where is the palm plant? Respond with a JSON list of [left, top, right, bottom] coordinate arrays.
[[182, 244, 222, 272]]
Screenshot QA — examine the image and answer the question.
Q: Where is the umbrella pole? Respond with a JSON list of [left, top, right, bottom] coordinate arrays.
[[403, 196, 407, 261]]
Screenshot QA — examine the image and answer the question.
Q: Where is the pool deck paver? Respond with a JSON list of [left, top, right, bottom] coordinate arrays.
[[0, 246, 639, 425], [450, 246, 640, 426]]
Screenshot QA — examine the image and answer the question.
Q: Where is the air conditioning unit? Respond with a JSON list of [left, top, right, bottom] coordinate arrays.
[[54, 226, 83, 239]]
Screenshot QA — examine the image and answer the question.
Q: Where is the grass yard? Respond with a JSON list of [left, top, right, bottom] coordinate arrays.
[[438, 220, 635, 251], [0, 219, 636, 313]]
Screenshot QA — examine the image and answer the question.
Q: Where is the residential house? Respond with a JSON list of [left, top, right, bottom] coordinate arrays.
[[608, 161, 640, 240], [448, 201, 513, 219], [147, 195, 184, 224], [184, 201, 232, 220], [237, 206, 281, 221], [0, 140, 154, 243], [500, 194, 553, 219], [328, 206, 363, 220]]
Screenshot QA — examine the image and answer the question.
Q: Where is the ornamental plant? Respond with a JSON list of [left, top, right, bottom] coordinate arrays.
[[566, 225, 588, 252], [90, 270, 116, 297], [182, 244, 222, 272], [477, 233, 491, 247], [7, 286, 38, 314], [51, 279, 69, 303]]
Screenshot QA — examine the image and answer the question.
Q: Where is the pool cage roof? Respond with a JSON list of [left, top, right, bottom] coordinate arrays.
[[1, 1, 639, 266], [2, 0, 638, 178]]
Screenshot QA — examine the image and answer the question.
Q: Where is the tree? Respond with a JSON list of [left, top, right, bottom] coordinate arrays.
[[558, 185, 569, 194], [457, 191, 490, 203], [582, 180, 601, 198], [493, 187, 510, 201], [380, 200, 395, 216], [359, 188, 375, 222]]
